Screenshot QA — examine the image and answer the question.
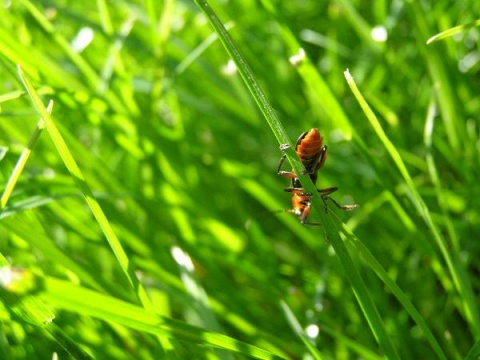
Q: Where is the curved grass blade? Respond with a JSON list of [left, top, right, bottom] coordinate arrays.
[[331, 212, 447, 360], [42, 277, 287, 360], [427, 19, 480, 44], [17, 65, 153, 311], [280, 301, 324, 360], [344, 68, 480, 337], [0, 266, 93, 359], [18, 0, 130, 115], [408, 2, 462, 152], [464, 338, 480, 360], [259, 0, 356, 139], [192, 1, 400, 359], [0, 102, 50, 211]]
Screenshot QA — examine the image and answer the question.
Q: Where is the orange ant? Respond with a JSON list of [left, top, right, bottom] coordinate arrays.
[[277, 128, 357, 225]]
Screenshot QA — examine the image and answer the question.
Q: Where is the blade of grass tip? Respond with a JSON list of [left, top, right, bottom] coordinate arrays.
[[0, 102, 50, 211], [343, 69, 417, 193], [0, 147, 6, 161], [16, 65, 151, 309], [193, 2, 399, 357], [344, 69, 480, 335], [426, 19, 480, 44]]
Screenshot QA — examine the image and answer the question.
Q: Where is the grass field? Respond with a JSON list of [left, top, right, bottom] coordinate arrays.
[[1, 0, 480, 359]]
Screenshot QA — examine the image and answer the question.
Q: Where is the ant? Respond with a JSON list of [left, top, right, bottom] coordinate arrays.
[[277, 128, 357, 225]]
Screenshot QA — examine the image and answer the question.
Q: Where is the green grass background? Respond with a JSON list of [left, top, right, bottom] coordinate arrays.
[[1, 0, 480, 359]]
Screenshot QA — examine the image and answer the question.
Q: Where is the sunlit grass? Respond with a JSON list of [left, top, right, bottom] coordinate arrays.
[[1, 0, 480, 359]]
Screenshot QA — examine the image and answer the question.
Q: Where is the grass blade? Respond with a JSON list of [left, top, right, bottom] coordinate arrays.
[[17, 65, 152, 309], [192, 1, 400, 358], [344, 68, 480, 337], [0, 103, 50, 210], [280, 301, 324, 360], [42, 277, 287, 360], [427, 19, 480, 44]]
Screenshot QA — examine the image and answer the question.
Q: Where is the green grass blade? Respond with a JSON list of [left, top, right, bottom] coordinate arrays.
[[3, 0, 479, 358], [259, 0, 356, 138], [344, 69, 480, 336], [42, 277, 287, 360], [17, 66, 151, 308], [280, 301, 324, 360], [18, 0, 131, 115], [0, 103, 49, 210], [335, 0, 383, 53], [17, 0, 101, 91], [427, 19, 480, 44], [0, 267, 94, 358], [0, 216, 104, 291], [192, 2, 400, 359], [464, 338, 480, 360], [322, 210, 400, 360], [192, 0, 298, 166], [334, 213, 447, 360], [408, 1, 463, 152]]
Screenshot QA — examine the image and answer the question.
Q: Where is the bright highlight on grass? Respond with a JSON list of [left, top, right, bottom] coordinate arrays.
[[371, 25, 388, 42], [1, 1, 479, 359]]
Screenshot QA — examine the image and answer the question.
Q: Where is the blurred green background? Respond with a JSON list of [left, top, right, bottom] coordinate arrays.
[[1, 0, 480, 359]]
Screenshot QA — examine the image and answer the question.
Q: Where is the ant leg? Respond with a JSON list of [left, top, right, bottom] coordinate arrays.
[[284, 187, 311, 196], [316, 186, 338, 212], [282, 207, 321, 225], [317, 186, 338, 197], [299, 204, 322, 226], [286, 186, 336, 213], [317, 187, 358, 211], [325, 197, 358, 211], [277, 154, 297, 179], [277, 154, 286, 173]]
